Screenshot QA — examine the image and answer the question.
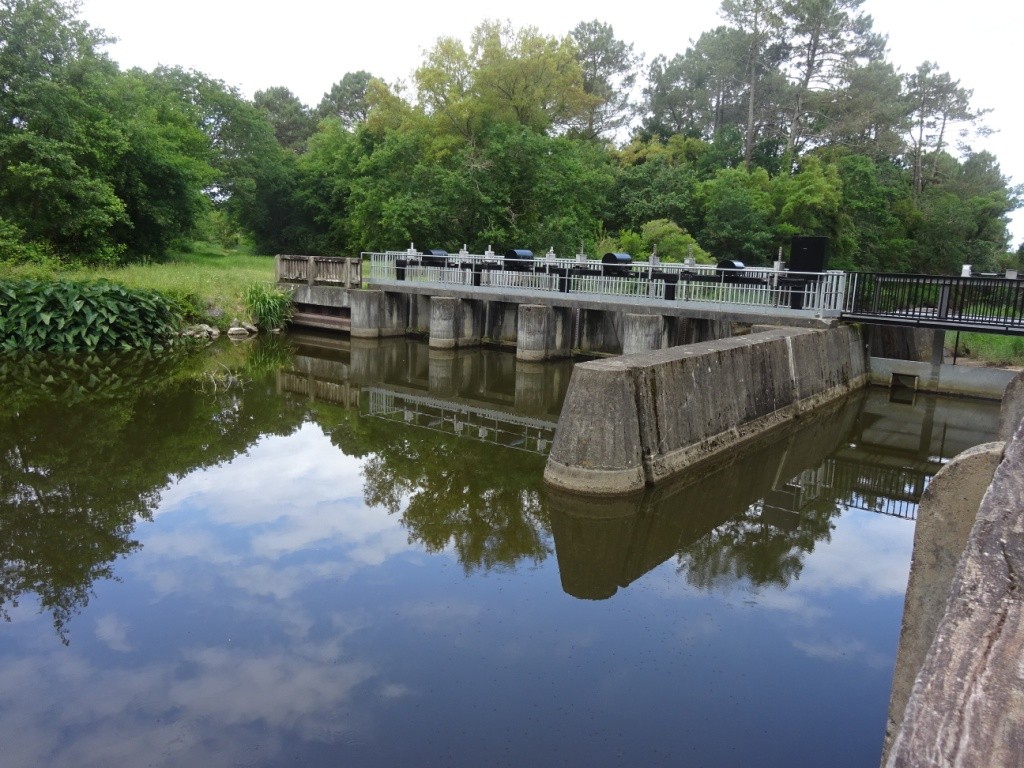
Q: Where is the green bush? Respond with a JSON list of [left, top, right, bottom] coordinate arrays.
[[0, 280, 183, 352], [243, 282, 294, 331]]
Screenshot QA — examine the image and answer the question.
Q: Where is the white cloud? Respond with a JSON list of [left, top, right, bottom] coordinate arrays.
[[94, 615, 133, 653]]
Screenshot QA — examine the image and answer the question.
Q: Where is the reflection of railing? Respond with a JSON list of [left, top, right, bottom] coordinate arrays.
[[366, 388, 556, 455], [278, 371, 360, 409], [362, 251, 848, 316], [774, 456, 937, 520]]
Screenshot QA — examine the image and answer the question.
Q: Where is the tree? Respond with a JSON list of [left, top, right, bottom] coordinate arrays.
[[641, 27, 749, 142], [904, 61, 986, 196], [772, 154, 841, 240], [153, 67, 307, 253], [818, 60, 906, 159], [719, 0, 788, 169], [698, 166, 777, 262], [253, 86, 316, 152], [415, 20, 593, 138], [316, 70, 374, 129], [567, 20, 642, 141], [612, 219, 712, 262], [778, 0, 886, 156], [829, 152, 913, 272], [0, 1, 214, 262], [611, 136, 704, 232]]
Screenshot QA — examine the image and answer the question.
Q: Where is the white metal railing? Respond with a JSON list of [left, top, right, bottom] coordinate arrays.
[[361, 250, 849, 315]]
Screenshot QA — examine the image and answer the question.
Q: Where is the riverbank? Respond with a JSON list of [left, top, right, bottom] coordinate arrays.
[[0, 242, 276, 331]]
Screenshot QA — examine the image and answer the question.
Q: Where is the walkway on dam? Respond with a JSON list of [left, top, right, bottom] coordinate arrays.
[[277, 251, 1024, 336]]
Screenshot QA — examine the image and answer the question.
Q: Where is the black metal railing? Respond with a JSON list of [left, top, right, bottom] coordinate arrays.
[[843, 273, 1024, 333]]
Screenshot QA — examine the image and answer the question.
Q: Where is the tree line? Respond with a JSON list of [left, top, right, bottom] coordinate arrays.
[[2, 0, 1019, 274]]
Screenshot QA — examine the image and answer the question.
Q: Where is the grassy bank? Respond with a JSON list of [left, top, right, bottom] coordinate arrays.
[[951, 331, 1024, 368], [0, 242, 276, 328]]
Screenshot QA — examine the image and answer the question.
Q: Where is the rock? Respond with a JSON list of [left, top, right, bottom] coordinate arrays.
[[242, 322, 258, 334], [227, 326, 249, 337]]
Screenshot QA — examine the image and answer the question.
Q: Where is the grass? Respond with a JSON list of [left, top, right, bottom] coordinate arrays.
[[0, 241, 276, 329], [952, 332, 1024, 367]]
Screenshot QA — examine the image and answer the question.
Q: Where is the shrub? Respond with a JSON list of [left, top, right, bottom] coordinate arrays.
[[0, 280, 183, 352], [243, 282, 294, 331]]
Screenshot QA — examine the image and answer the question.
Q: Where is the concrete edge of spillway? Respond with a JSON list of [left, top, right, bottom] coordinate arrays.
[[542, 325, 870, 495]]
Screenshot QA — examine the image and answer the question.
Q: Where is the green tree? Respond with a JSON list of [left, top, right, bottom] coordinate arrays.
[[567, 20, 642, 141], [772, 154, 841, 240], [0, 1, 214, 262], [316, 70, 375, 128], [253, 86, 316, 152], [720, 0, 788, 169], [153, 67, 308, 253], [829, 152, 914, 272], [904, 61, 987, 196], [698, 166, 776, 263], [779, 0, 886, 157], [641, 27, 749, 142], [415, 20, 594, 138]]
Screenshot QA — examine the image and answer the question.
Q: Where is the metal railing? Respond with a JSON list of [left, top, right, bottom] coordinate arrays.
[[361, 250, 849, 316], [844, 272, 1024, 332]]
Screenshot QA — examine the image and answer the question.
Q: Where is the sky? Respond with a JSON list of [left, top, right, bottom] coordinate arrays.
[[78, 0, 1024, 245]]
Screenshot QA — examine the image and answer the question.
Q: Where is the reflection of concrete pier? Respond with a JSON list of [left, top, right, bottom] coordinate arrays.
[[545, 388, 998, 602], [277, 333, 572, 449], [546, 394, 868, 600]]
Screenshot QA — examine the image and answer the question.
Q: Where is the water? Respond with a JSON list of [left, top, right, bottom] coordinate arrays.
[[0, 334, 1001, 767]]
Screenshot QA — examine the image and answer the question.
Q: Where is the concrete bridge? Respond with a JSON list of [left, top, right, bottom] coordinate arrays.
[[277, 250, 1024, 363], [277, 250, 848, 360]]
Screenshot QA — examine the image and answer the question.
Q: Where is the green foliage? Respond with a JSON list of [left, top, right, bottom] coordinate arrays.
[[316, 71, 375, 128], [953, 333, 1024, 367], [1, 8, 1019, 275], [0, 2, 216, 263], [698, 167, 776, 264], [253, 86, 316, 152], [0, 279, 183, 352], [0, 217, 53, 265], [608, 219, 712, 263], [243, 282, 294, 330]]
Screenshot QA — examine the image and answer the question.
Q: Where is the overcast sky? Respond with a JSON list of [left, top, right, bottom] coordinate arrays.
[[78, 0, 1023, 245]]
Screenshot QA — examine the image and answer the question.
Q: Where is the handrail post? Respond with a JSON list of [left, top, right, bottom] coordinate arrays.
[[938, 281, 951, 320]]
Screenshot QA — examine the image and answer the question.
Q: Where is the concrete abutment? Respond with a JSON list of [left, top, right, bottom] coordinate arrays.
[[543, 325, 869, 495]]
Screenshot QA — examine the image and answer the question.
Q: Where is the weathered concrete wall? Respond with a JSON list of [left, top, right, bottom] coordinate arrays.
[[864, 324, 935, 361], [998, 370, 1024, 441], [543, 325, 868, 495], [622, 313, 666, 355], [885, 418, 1024, 767], [870, 358, 1018, 400], [428, 296, 483, 349], [484, 301, 519, 346], [289, 284, 352, 309], [882, 441, 1005, 762]]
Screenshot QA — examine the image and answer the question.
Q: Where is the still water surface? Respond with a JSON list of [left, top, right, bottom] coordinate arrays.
[[0, 334, 1001, 767]]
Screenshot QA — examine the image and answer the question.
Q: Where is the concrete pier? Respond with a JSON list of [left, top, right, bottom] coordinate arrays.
[[543, 325, 868, 495], [350, 289, 407, 338], [622, 313, 665, 355], [428, 296, 483, 350], [516, 304, 573, 362]]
